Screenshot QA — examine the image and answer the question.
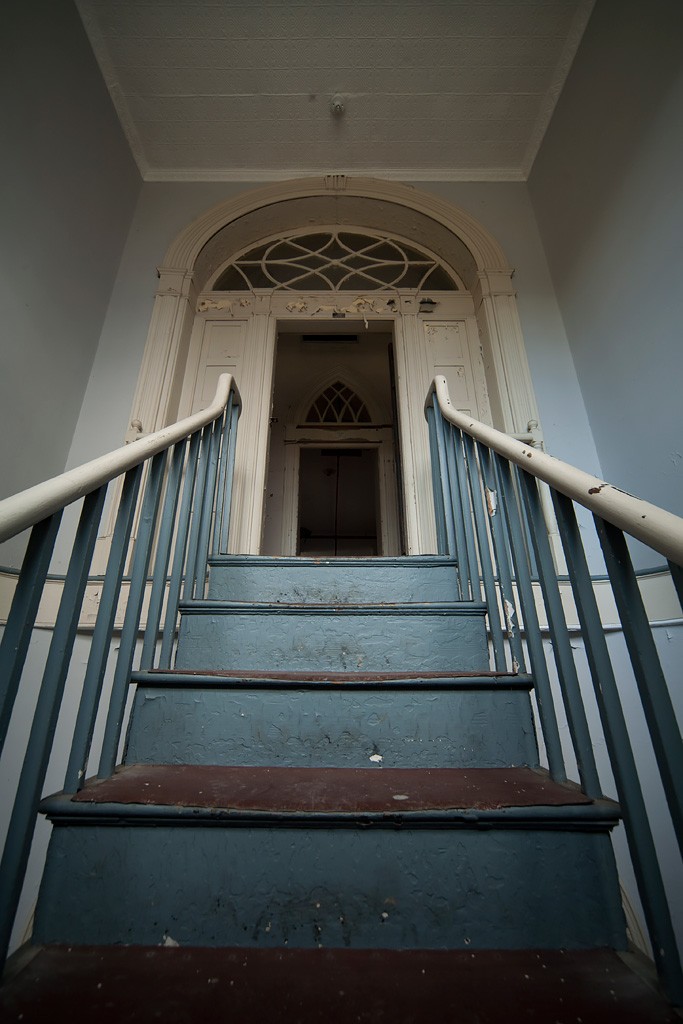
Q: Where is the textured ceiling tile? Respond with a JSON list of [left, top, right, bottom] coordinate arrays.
[[77, 0, 593, 178]]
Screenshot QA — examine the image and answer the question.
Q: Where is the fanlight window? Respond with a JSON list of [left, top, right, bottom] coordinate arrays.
[[213, 231, 458, 292], [305, 382, 371, 424]]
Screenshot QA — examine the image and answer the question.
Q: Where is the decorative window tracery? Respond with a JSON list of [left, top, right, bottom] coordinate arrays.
[[305, 382, 371, 424], [213, 230, 458, 292]]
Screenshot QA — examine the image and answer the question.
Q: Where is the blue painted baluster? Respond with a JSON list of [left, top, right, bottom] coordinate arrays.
[[427, 401, 455, 558], [159, 431, 201, 669], [476, 442, 526, 673], [442, 422, 472, 599], [461, 433, 506, 670], [183, 424, 214, 600], [668, 559, 683, 610], [553, 491, 683, 1005], [594, 516, 683, 858], [218, 400, 240, 554], [517, 470, 601, 797], [0, 512, 62, 756], [63, 466, 143, 793], [98, 452, 167, 778], [494, 454, 566, 782], [451, 425, 480, 600], [194, 416, 224, 599], [140, 441, 187, 670], [0, 485, 106, 964], [213, 398, 233, 554]]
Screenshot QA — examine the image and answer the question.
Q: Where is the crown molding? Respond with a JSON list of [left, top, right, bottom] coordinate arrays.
[[142, 166, 527, 184]]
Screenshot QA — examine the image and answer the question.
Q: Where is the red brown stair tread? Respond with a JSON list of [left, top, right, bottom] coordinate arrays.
[[72, 765, 592, 813], [1, 946, 677, 1023], [148, 668, 515, 679]]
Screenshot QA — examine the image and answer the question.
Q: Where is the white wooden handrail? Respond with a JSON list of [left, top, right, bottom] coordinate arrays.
[[428, 375, 683, 567], [0, 374, 241, 545]]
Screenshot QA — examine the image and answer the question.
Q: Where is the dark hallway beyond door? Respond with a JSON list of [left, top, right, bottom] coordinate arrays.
[[298, 448, 378, 556]]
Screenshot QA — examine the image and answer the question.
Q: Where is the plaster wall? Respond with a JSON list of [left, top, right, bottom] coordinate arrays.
[[0, 1, 140, 507], [528, 0, 683, 520]]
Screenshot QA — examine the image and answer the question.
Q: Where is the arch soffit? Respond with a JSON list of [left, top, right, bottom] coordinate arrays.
[[162, 178, 511, 286]]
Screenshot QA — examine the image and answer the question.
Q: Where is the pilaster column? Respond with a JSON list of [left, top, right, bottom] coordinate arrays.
[[127, 267, 198, 437], [474, 270, 540, 435]]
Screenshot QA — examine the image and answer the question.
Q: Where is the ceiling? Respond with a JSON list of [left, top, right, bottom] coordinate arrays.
[[76, 0, 595, 182]]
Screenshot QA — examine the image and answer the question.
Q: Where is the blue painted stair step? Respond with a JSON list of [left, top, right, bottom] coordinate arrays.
[[207, 555, 460, 604], [35, 766, 625, 951], [124, 674, 538, 768], [175, 601, 489, 673]]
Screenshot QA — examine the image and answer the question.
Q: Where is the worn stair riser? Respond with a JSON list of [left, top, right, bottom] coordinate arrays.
[[176, 605, 489, 674], [125, 687, 539, 768], [34, 824, 626, 951], [207, 556, 460, 604]]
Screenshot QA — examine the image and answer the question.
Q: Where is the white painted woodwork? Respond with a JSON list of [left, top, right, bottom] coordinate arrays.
[[124, 178, 544, 553]]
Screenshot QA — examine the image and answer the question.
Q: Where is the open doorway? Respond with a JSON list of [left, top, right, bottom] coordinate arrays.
[[298, 448, 379, 556], [262, 321, 403, 556]]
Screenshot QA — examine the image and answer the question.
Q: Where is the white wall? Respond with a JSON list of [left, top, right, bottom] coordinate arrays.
[[0, 0, 140, 509], [528, 0, 683, 522]]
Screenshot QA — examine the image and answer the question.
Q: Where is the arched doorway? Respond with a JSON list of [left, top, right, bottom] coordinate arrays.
[[126, 177, 540, 555]]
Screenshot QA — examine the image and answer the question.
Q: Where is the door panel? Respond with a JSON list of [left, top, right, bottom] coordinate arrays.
[[424, 320, 491, 422]]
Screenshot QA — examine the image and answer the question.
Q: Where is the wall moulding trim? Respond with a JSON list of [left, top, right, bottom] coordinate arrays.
[[161, 177, 511, 274], [2, 567, 677, 634], [142, 167, 528, 185]]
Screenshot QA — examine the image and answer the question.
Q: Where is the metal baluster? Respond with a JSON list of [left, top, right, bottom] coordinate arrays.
[[218, 400, 240, 554], [183, 425, 214, 601], [667, 559, 683, 611], [213, 398, 233, 554], [476, 442, 526, 673], [461, 433, 506, 670], [140, 442, 187, 670], [63, 466, 143, 793], [426, 401, 454, 558], [553, 492, 683, 1005], [159, 431, 201, 669], [194, 416, 224, 599], [0, 486, 106, 964], [518, 470, 601, 797], [98, 452, 167, 778], [451, 425, 480, 600], [442, 422, 472, 599], [0, 513, 62, 755], [594, 517, 683, 858], [494, 455, 566, 782]]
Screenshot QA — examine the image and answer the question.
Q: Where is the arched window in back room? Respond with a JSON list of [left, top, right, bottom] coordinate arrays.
[[212, 230, 459, 292], [305, 382, 371, 424]]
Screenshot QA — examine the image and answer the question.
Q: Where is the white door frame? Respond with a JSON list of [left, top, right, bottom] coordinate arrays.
[[119, 177, 541, 554], [282, 430, 400, 557]]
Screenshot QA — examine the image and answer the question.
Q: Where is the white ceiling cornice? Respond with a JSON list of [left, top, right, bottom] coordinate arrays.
[[142, 166, 528, 184]]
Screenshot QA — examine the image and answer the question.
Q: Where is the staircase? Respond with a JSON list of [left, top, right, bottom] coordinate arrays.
[[1, 374, 681, 1018], [33, 555, 626, 953]]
